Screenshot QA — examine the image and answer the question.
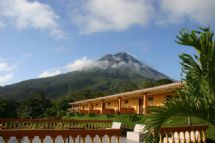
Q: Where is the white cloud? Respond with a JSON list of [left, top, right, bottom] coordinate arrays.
[[38, 57, 96, 78], [38, 68, 62, 78], [158, 0, 215, 24], [0, 0, 65, 38], [72, 0, 154, 34], [0, 61, 15, 72], [38, 55, 145, 78], [0, 73, 13, 86], [71, 0, 215, 33], [66, 57, 95, 71], [0, 58, 16, 85]]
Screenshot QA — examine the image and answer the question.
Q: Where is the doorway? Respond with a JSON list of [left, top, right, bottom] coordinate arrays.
[[139, 99, 143, 114]]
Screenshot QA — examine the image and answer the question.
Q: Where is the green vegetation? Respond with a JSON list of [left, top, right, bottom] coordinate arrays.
[[143, 79, 173, 88], [0, 69, 153, 101], [0, 93, 71, 119], [0, 78, 172, 119], [163, 117, 215, 141], [144, 27, 215, 142], [0, 52, 173, 119], [0, 53, 171, 102], [64, 113, 145, 129], [18, 94, 52, 118], [64, 113, 215, 140], [0, 99, 17, 118]]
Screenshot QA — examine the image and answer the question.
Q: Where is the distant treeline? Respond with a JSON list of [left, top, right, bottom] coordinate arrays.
[[0, 79, 173, 118]]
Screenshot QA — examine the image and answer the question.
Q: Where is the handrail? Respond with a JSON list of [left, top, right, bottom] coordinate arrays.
[[0, 129, 121, 143], [159, 125, 208, 143], [160, 125, 208, 133], [0, 118, 113, 130], [0, 118, 112, 122]]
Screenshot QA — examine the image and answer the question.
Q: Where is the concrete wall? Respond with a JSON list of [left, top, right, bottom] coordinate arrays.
[[147, 93, 175, 106], [104, 100, 118, 110], [121, 98, 139, 114], [72, 92, 176, 114], [92, 103, 101, 110]]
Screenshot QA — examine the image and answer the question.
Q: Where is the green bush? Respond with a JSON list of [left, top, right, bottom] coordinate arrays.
[[57, 111, 67, 117], [68, 112, 75, 117], [128, 114, 140, 122], [76, 113, 84, 117], [88, 113, 97, 117], [105, 114, 114, 118], [206, 139, 215, 143]]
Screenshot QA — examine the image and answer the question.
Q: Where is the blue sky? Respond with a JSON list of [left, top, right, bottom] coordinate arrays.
[[0, 0, 214, 86]]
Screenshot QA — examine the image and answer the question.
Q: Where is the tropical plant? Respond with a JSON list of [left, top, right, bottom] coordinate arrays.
[[143, 27, 215, 142], [20, 93, 52, 118]]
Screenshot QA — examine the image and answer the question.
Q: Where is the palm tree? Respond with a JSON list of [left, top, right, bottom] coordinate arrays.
[[143, 27, 215, 142]]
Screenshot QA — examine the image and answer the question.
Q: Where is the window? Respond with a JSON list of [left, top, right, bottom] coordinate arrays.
[[148, 97, 154, 101], [166, 95, 173, 102], [96, 104, 98, 107], [124, 100, 128, 104], [108, 102, 111, 106]]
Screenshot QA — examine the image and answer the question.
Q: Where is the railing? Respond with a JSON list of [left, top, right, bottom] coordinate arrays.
[[0, 118, 112, 130], [89, 110, 101, 114], [80, 110, 89, 114], [159, 125, 208, 143], [119, 108, 135, 114], [103, 109, 116, 114], [0, 129, 121, 143]]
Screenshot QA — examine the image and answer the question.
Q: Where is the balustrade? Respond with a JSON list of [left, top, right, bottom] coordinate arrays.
[[0, 129, 121, 143], [103, 109, 115, 114], [0, 119, 112, 130], [159, 125, 208, 143], [119, 108, 135, 114], [80, 110, 89, 114], [89, 110, 101, 114]]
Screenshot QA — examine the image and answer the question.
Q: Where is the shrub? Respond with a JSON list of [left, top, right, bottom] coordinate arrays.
[[76, 113, 84, 117], [129, 114, 140, 122], [106, 114, 114, 118], [88, 113, 97, 117], [68, 112, 75, 117]]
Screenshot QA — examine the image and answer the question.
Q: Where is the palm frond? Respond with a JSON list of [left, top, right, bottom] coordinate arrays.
[[143, 26, 215, 142]]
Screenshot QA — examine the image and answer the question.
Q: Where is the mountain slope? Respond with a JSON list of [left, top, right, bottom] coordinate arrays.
[[0, 52, 171, 101]]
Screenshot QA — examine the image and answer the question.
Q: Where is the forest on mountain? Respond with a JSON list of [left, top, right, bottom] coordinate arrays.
[[0, 52, 173, 118], [0, 78, 172, 118]]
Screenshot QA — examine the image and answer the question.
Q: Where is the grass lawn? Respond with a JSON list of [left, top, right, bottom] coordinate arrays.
[[64, 113, 215, 141]]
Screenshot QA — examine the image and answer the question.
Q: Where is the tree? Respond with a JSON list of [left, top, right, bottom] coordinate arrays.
[[43, 97, 71, 118], [21, 93, 52, 118], [143, 79, 173, 88], [0, 99, 17, 118], [143, 27, 215, 142]]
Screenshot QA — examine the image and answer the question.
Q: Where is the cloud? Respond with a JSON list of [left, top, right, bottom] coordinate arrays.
[[38, 55, 144, 78], [0, 0, 65, 38], [158, 0, 215, 24], [0, 61, 15, 72], [65, 56, 141, 72], [38, 68, 62, 78], [38, 57, 96, 78], [0, 58, 16, 85], [66, 57, 95, 71], [71, 0, 215, 33], [0, 73, 13, 86], [72, 0, 154, 34]]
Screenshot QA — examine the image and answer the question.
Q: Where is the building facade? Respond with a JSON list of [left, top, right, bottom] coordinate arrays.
[[68, 82, 182, 114]]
